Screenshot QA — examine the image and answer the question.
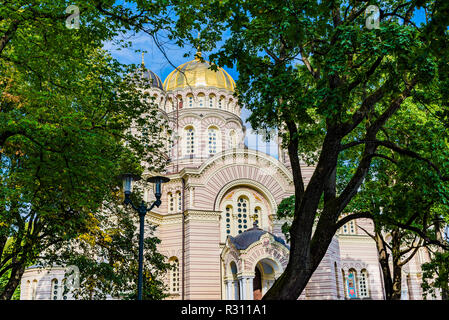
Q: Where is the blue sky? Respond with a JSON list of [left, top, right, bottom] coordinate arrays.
[[104, 6, 427, 160], [104, 30, 279, 158]]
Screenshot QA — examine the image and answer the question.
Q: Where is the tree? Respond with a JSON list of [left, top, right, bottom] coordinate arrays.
[[339, 101, 449, 299], [39, 187, 172, 300], [167, 0, 449, 299], [0, 1, 174, 299], [422, 250, 449, 300]]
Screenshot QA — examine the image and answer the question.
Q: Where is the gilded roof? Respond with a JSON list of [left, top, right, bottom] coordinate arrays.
[[163, 56, 236, 92]]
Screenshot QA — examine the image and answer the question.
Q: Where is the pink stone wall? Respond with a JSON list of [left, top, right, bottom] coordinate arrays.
[[184, 217, 222, 299]]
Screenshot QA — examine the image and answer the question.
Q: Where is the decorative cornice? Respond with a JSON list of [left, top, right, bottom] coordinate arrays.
[[184, 210, 221, 223]]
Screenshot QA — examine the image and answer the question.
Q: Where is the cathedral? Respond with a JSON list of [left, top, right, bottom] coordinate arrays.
[[20, 53, 432, 300]]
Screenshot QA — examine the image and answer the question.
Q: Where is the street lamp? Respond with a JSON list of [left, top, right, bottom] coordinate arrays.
[[121, 173, 170, 300]]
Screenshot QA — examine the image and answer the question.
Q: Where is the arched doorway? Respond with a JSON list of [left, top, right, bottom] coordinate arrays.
[[253, 266, 262, 300]]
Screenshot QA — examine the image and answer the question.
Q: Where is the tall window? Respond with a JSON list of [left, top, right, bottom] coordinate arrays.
[[334, 262, 340, 298], [51, 279, 60, 300], [225, 206, 233, 235], [62, 279, 68, 300], [32, 279, 38, 300], [208, 127, 218, 155], [253, 207, 261, 226], [209, 95, 215, 108], [168, 133, 175, 158], [236, 197, 250, 233], [228, 99, 234, 112], [185, 126, 195, 155], [170, 258, 180, 294], [349, 220, 356, 234], [229, 130, 237, 149], [341, 270, 347, 299], [26, 280, 31, 299], [342, 220, 356, 235], [188, 95, 193, 108], [168, 192, 174, 213], [218, 96, 224, 109], [346, 269, 358, 299], [167, 98, 173, 112], [176, 191, 182, 212], [221, 192, 267, 240], [198, 93, 205, 107], [359, 269, 369, 298]]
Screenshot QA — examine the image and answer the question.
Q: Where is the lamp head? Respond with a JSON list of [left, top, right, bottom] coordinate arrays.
[[120, 173, 142, 195], [147, 176, 170, 202]]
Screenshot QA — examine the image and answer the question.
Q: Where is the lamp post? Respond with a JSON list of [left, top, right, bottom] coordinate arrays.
[[121, 173, 170, 300]]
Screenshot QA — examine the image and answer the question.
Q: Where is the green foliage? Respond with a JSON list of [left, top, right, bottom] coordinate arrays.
[[422, 251, 449, 300], [42, 189, 171, 300], [0, 269, 20, 300], [166, 0, 449, 298], [276, 195, 295, 242], [0, 0, 173, 299]]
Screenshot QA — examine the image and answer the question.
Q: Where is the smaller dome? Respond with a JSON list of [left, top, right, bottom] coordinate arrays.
[[229, 222, 287, 250], [131, 66, 163, 90]]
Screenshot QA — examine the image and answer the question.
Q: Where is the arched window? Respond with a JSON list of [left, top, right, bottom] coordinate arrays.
[[187, 94, 194, 108], [225, 206, 233, 235], [168, 192, 174, 213], [341, 269, 347, 299], [349, 220, 356, 234], [221, 191, 267, 240], [334, 262, 340, 298], [253, 207, 261, 227], [209, 94, 215, 108], [51, 278, 60, 300], [176, 95, 183, 109], [341, 219, 356, 235], [228, 99, 233, 112], [185, 126, 195, 155], [359, 269, 369, 298], [167, 98, 173, 112], [61, 279, 68, 300], [198, 93, 205, 107], [176, 191, 182, 212], [169, 257, 180, 294], [26, 280, 31, 300], [32, 279, 38, 300], [229, 130, 237, 149], [236, 197, 250, 233], [208, 127, 218, 155], [168, 133, 175, 158], [218, 96, 224, 109], [346, 269, 358, 299]]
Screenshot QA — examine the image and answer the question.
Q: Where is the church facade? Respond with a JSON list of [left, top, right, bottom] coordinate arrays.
[[20, 55, 431, 300]]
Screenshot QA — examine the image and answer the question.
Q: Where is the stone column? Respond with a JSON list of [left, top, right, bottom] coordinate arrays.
[[238, 277, 245, 300], [238, 276, 255, 300], [247, 276, 254, 300], [233, 280, 239, 300], [225, 280, 232, 300]]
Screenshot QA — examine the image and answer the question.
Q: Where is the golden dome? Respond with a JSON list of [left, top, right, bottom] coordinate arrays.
[[163, 55, 236, 91]]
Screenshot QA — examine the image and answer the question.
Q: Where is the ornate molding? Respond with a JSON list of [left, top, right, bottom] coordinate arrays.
[[184, 210, 221, 223]]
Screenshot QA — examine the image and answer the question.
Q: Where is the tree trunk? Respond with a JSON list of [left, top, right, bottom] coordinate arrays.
[[391, 263, 403, 300], [374, 230, 393, 299], [0, 263, 25, 300], [262, 216, 315, 299], [263, 130, 343, 300], [390, 230, 403, 300]]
